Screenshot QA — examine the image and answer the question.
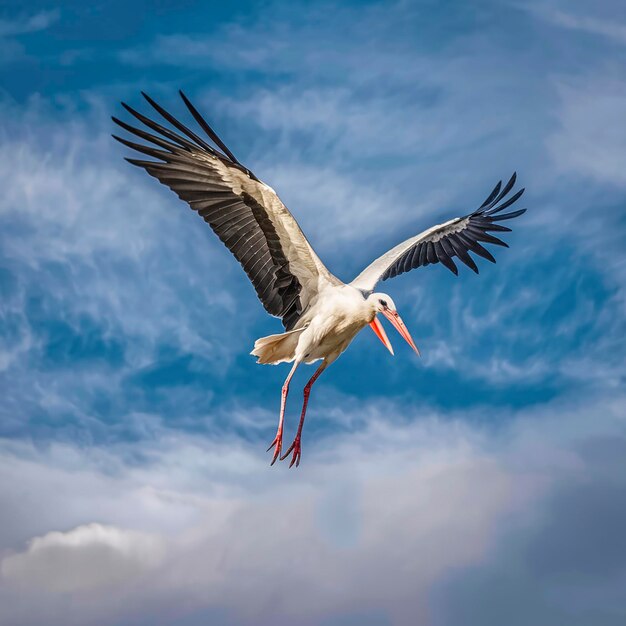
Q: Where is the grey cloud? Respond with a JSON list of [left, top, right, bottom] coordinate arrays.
[[432, 432, 626, 626], [1, 393, 625, 626], [527, 481, 626, 579]]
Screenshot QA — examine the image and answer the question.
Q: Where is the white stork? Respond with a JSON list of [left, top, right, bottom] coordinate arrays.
[[113, 92, 526, 467]]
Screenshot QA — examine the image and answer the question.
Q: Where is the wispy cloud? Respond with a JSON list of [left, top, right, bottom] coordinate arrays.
[[0, 98, 255, 443], [548, 76, 626, 187], [0, 10, 60, 38], [524, 4, 626, 45]]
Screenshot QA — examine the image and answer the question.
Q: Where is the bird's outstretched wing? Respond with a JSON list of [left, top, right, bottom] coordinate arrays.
[[113, 91, 339, 330], [350, 174, 526, 292]]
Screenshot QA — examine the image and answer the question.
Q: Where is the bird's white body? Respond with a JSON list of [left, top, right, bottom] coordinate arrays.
[[252, 284, 376, 365], [298, 286, 374, 363]]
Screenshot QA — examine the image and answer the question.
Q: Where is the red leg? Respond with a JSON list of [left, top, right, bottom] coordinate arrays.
[[267, 362, 299, 465], [281, 362, 327, 468]]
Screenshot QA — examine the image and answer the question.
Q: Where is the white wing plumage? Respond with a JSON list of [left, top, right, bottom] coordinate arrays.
[[350, 174, 526, 293]]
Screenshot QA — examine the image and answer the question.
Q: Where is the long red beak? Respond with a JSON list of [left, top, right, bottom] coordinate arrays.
[[381, 308, 420, 356], [369, 316, 394, 355]]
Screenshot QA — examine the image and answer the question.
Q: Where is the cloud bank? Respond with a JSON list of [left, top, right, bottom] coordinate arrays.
[[1, 391, 625, 626]]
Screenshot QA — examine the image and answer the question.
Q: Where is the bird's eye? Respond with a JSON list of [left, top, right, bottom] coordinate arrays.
[[379, 299, 387, 307]]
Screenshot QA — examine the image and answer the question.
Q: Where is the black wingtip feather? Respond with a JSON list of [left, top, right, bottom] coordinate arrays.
[[479, 180, 502, 209], [141, 91, 217, 155], [471, 241, 497, 263], [120, 101, 198, 151], [124, 157, 154, 167], [486, 187, 525, 215], [493, 208, 526, 221], [444, 257, 459, 275], [488, 172, 517, 208], [116, 92, 260, 181], [179, 90, 240, 165], [482, 233, 509, 247], [121, 101, 137, 116], [113, 134, 172, 161], [112, 115, 187, 154]]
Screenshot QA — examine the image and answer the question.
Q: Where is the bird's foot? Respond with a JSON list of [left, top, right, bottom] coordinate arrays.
[[280, 436, 302, 468], [266, 431, 283, 466]]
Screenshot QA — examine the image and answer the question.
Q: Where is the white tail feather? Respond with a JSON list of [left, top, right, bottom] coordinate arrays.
[[250, 327, 305, 364]]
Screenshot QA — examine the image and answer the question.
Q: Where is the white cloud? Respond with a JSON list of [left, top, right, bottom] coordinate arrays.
[[2, 523, 165, 592]]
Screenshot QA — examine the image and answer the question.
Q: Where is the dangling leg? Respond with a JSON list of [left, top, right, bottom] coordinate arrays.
[[267, 361, 299, 465], [281, 361, 328, 468]]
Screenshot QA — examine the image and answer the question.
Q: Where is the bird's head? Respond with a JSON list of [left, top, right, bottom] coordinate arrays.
[[366, 292, 420, 357]]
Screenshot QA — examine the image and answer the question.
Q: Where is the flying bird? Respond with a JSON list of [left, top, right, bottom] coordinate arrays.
[[112, 92, 527, 467]]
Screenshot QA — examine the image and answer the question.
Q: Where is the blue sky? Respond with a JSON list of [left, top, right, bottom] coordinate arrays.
[[0, 1, 625, 625]]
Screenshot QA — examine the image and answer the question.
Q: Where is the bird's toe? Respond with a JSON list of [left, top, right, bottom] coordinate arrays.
[[267, 433, 283, 465], [281, 437, 302, 468]]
